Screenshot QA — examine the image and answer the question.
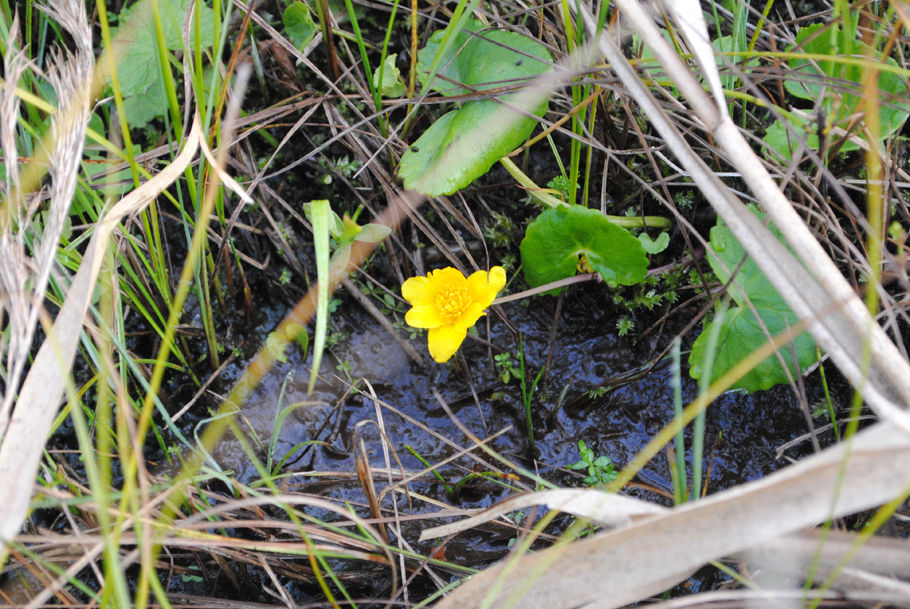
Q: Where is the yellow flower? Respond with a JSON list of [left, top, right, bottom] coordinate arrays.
[[402, 266, 507, 363]]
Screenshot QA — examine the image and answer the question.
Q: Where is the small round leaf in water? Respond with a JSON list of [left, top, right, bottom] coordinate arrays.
[[520, 206, 648, 293]]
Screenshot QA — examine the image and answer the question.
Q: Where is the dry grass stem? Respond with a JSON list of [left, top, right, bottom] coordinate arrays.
[[3, 0, 910, 606], [0, 0, 93, 437]]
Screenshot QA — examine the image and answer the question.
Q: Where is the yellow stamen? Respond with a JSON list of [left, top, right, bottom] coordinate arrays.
[[436, 286, 469, 323]]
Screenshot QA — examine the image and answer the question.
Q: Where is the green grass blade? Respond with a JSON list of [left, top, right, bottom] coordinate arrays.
[[670, 337, 686, 504], [693, 300, 727, 500], [308, 199, 331, 395], [67, 363, 132, 607], [343, 0, 379, 111], [268, 372, 293, 472]]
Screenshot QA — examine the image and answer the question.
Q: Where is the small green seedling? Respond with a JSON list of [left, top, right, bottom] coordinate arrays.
[[546, 175, 576, 201], [568, 440, 618, 487], [303, 200, 390, 395], [374, 54, 406, 97], [283, 2, 318, 50], [517, 336, 544, 449], [303, 201, 392, 271], [494, 352, 521, 384]]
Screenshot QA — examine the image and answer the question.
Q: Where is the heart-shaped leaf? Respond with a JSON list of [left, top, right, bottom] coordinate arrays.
[[638, 231, 670, 254], [689, 207, 818, 392], [520, 206, 649, 293], [399, 21, 552, 196]]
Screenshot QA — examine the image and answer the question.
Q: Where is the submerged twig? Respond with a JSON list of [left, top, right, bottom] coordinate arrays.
[[492, 273, 598, 305]]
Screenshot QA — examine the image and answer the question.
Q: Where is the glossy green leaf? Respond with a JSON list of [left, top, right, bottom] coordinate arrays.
[[520, 206, 648, 293], [763, 23, 909, 161], [689, 208, 817, 392], [417, 20, 551, 96], [399, 21, 552, 196], [399, 102, 540, 196], [283, 2, 318, 51]]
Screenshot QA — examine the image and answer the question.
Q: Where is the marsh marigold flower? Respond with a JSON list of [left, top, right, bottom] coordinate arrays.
[[402, 266, 507, 363]]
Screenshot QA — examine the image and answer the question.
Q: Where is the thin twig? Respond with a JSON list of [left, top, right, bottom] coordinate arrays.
[[492, 273, 598, 305]]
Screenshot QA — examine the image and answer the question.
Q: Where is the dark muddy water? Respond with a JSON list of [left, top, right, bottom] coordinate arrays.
[[211, 280, 828, 526], [31, 260, 839, 605]]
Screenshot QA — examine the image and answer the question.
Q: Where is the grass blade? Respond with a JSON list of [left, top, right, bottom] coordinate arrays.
[[308, 199, 331, 395]]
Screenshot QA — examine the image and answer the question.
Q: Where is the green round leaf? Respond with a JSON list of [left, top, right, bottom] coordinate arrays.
[[520, 206, 648, 292], [417, 20, 552, 97], [706, 210, 791, 310], [283, 2, 318, 51], [100, 0, 215, 127], [689, 206, 818, 392], [689, 306, 817, 393]]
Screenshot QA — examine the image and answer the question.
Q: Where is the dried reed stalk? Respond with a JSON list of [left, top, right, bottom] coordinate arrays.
[[604, 0, 910, 429], [0, 0, 93, 437], [0, 21, 33, 435]]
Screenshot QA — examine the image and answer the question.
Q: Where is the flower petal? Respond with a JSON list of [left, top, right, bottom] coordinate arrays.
[[401, 275, 435, 306], [455, 301, 487, 328], [430, 266, 468, 288], [465, 266, 507, 308], [427, 324, 468, 363], [405, 304, 443, 329]]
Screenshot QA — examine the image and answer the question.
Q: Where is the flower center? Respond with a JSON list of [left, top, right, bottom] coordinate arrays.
[[435, 285, 470, 324]]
